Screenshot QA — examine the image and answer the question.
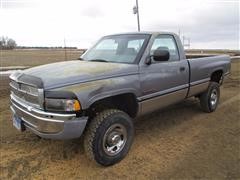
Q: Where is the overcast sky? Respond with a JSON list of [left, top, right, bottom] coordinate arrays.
[[0, 0, 239, 49]]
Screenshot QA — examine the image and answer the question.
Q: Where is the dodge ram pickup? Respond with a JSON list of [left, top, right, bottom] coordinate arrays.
[[10, 32, 231, 166]]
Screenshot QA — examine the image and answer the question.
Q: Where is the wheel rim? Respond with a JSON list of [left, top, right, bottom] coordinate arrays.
[[103, 123, 127, 156], [210, 89, 218, 106]]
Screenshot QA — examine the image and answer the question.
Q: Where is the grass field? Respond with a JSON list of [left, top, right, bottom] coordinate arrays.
[[0, 49, 240, 179], [0, 49, 82, 67], [185, 49, 240, 56]]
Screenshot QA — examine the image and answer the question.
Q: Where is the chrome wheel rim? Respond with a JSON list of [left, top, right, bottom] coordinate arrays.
[[210, 89, 218, 106], [103, 124, 127, 156]]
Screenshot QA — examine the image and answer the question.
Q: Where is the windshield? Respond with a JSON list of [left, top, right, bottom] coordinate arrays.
[[81, 34, 150, 64]]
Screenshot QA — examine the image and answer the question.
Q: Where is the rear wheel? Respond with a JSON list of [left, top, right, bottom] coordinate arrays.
[[200, 82, 220, 112], [84, 109, 134, 166]]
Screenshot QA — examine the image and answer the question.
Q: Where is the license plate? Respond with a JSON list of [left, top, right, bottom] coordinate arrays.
[[12, 115, 23, 131]]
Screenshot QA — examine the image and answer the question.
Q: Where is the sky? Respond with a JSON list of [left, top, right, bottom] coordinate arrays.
[[0, 0, 239, 49]]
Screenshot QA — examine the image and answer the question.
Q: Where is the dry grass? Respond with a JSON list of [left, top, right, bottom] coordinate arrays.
[[0, 49, 82, 67], [186, 49, 240, 56], [0, 50, 239, 179]]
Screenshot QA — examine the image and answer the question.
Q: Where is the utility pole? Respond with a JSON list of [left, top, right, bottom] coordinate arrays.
[[64, 38, 67, 61], [182, 36, 191, 49], [178, 29, 181, 38], [133, 0, 141, 32]]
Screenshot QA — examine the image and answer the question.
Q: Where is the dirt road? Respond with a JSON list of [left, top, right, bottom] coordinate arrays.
[[0, 60, 239, 179]]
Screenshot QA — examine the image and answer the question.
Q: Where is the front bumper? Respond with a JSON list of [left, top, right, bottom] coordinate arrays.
[[10, 94, 88, 140]]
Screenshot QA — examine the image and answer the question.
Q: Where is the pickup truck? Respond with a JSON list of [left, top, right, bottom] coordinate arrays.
[[10, 32, 231, 166]]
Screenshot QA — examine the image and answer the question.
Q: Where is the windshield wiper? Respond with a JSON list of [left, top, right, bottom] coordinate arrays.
[[89, 59, 109, 62]]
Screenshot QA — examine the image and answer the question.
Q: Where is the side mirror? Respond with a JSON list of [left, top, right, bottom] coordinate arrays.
[[152, 49, 170, 62]]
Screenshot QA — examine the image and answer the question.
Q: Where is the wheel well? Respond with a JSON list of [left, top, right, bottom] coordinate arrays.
[[211, 70, 223, 84], [87, 93, 139, 118]]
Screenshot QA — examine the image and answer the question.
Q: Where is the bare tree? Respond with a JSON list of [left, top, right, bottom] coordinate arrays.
[[0, 37, 6, 49], [7, 38, 17, 49], [0, 36, 17, 49]]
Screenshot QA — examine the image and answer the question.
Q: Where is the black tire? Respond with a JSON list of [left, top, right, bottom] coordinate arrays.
[[200, 82, 220, 113], [84, 109, 134, 166]]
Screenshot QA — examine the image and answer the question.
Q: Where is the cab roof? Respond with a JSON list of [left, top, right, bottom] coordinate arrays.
[[105, 31, 177, 36]]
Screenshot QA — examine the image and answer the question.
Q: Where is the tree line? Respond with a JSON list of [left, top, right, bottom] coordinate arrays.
[[0, 36, 80, 50], [17, 46, 78, 49], [0, 36, 17, 50]]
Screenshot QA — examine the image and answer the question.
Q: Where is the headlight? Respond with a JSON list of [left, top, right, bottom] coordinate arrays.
[[45, 98, 81, 112]]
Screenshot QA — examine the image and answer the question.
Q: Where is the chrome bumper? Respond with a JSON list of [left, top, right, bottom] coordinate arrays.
[[10, 94, 88, 139]]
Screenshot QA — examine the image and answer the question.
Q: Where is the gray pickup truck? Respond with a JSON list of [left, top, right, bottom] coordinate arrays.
[[10, 32, 231, 166]]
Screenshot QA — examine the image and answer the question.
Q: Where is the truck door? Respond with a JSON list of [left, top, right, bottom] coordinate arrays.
[[139, 34, 189, 115]]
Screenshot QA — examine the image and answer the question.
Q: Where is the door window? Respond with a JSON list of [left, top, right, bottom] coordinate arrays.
[[151, 35, 180, 61]]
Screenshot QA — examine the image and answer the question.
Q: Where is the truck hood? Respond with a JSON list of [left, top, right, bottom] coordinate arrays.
[[22, 60, 138, 89]]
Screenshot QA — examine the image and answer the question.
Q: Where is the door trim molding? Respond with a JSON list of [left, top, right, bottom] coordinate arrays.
[[138, 84, 189, 102], [139, 88, 188, 116]]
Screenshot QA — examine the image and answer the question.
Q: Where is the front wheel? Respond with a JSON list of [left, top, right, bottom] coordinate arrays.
[[84, 109, 134, 166], [199, 82, 220, 113]]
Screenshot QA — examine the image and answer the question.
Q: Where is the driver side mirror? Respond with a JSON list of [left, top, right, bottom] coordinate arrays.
[[152, 49, 170, 61], [145, 49, 170, 65]]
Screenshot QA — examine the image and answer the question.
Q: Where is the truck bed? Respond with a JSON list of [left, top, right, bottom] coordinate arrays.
[[187, 55, 231, 83]]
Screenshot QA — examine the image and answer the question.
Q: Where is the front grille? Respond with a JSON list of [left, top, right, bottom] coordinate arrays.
[[10, 80, 42, 108]]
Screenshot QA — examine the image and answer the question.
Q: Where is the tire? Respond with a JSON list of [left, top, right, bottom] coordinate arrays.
[[84, 109, 134, 166], [200, 82, 220, 113]]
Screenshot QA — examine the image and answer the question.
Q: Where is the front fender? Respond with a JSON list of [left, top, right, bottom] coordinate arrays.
[[87, 88, 138, 108], [52, 75, 140, 110]]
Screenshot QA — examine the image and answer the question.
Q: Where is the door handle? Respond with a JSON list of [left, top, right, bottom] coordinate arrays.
[[180, 67, 185, 72]]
